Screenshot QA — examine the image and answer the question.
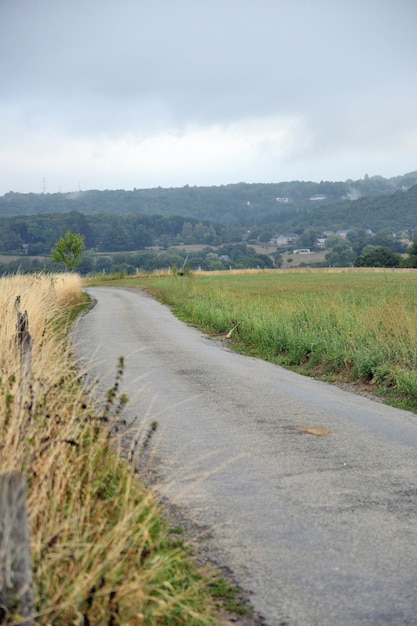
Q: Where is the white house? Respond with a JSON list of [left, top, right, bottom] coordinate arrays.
[[270, 233, 300, 246]]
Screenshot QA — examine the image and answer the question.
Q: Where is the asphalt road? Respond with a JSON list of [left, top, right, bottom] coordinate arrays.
[[74, 287, 417, 626]]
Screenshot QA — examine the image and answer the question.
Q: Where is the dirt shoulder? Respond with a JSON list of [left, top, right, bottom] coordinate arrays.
[[161, 499, 268, 626]]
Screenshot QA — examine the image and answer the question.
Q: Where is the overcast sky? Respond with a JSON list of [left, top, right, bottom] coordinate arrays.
[[1, 0, 417, 195]]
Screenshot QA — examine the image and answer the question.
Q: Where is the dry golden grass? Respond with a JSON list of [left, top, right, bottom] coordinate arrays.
[[2, 273, 80, 386]]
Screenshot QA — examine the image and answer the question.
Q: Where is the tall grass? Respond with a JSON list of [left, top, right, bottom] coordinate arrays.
[[99, 269, 417, 410], [0, 274, 217, 625]]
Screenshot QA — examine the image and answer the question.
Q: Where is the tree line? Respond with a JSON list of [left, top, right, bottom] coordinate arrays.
[[3, 235, 417, 277], [0, 211, 244, 255], [0, 243, 276, 275], [1, 185, 417, 259]]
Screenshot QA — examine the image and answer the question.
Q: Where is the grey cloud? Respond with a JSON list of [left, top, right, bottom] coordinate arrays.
[[1, 0, 417, 192]]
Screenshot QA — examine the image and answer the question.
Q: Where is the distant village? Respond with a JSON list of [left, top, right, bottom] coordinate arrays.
[[266, 229, 410, 255], [267, 231, 350, 254]]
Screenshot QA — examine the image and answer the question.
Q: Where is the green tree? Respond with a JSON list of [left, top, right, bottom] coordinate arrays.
[[259, 228, 273, 245], [271, 251, 283, 267], [297, 228, 321, 249], [346, 228, 372, 254], [400, 239, 417, 267], [372, 231, 393, 247], [95, 256, 113, 274], [51, 231, 85, 271], [181, 222, 195, 244], [324, 234, 342, 250], [354, 246, 401, 268], [325, 240, 356, 267]]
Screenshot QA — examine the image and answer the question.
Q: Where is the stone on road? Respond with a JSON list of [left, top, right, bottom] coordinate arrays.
[[74, 287, 417, 626]]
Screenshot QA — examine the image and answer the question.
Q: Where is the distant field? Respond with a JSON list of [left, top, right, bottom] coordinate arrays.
[[0, 254, 25, 262], [281, 250, 327, 266], [0, 246, 323, 267], [90, 268, 417, 411], [0, 254, 49, 262], [176, 244, 327, 267]]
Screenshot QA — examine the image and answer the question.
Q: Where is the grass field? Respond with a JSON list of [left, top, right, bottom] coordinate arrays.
[[90, 268, 417, 412]]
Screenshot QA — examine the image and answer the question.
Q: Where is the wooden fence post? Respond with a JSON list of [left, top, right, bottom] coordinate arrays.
[[14, 296, 32, 382], [0, 473, 34, 625]]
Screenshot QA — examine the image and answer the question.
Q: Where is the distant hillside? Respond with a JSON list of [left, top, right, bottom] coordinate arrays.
[[1, 172, 417, 272], [1, 172, 416, 231], [289, 184, 417, 233]]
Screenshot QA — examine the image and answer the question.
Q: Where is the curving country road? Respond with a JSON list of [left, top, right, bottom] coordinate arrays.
[[74, 287, 417, 626]]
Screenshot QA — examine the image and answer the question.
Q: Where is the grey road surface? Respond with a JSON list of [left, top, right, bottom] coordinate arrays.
[[74, 287, 417, 626]]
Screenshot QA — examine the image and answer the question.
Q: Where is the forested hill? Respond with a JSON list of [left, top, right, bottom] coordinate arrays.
[[289, 184, 417, 233], [1, 171, 417, 230]]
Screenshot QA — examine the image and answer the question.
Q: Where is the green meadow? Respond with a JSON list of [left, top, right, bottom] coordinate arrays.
[[93, 268, 417, 412]]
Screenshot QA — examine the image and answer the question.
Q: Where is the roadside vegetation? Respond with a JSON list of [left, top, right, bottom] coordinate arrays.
[[90, 268, 417, 413], [0, 273, 228, 625], [4, 267, 417, 622]]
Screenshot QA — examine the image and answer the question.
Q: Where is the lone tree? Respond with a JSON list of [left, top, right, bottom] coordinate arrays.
[[51, 231, 85, 271]]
